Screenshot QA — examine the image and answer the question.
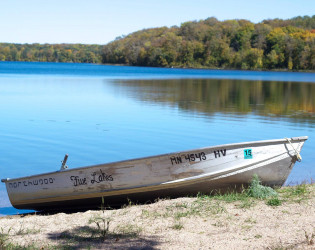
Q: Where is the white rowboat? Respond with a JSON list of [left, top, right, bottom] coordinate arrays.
[[1, 136, 308, 211]]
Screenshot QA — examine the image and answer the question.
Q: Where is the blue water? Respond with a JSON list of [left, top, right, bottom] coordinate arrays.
[[0, 62, 314, 216], [1, 61, 315, 82]]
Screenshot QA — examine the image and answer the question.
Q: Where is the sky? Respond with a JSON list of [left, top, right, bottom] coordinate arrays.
[[1, 0, 314, 45]]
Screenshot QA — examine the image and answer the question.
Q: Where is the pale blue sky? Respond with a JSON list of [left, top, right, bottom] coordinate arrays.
[[1, 0, 314, 44]]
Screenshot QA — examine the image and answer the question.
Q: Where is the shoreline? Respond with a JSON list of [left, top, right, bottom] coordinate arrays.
[[2, 60, 315, 73], [1, 183, 314, 249]]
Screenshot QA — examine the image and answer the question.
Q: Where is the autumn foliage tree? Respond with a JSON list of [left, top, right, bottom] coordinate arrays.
[[102, 15, 315, 70]]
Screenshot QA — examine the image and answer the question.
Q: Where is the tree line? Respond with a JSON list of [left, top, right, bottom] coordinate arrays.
[[102, 16, 315, 70], [0, 43, 103, 63], [1, 16, 315, 70]]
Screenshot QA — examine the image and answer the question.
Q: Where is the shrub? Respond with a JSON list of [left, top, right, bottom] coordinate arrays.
[[247, 174, 278, 199]]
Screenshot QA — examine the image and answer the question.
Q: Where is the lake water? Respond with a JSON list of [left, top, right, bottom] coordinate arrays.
[[0, 62, 314, 216]]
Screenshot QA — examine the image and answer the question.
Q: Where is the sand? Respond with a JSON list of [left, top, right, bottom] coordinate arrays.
[[0, 185, 314, 249]]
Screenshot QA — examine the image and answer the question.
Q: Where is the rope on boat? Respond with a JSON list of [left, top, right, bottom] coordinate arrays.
[[285, 138, 302, 162]]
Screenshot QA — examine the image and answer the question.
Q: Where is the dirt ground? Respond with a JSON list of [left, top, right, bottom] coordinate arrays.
[[0, 185, 314, 249]]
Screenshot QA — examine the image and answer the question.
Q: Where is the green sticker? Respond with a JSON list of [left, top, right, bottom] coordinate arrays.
[[244, 149, 253, 159]]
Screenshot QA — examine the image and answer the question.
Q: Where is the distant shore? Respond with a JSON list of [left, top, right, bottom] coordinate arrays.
[[2, 60, 315, 73], [0, 184, 314, 249]]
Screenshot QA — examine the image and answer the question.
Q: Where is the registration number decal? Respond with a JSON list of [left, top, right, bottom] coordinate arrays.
[[244, 149, 253, 159]]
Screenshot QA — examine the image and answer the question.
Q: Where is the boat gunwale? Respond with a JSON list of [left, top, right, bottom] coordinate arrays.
[[1, 136, 308, 183]]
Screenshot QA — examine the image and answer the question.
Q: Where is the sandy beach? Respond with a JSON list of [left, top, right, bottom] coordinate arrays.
[[0, 184, 314, 249]]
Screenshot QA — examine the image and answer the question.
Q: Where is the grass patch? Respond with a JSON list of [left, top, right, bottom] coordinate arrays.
[[290, 184, 308, 195], [244, 217, 257, 224], [238, 198, 256, 209], [174, 211, 190, 220], [267, 197, 282, 206], [14, 222, 41, 236], [278, 184, 312, 203], [198, 175, 278, 209], [141, 209, 162, 219], [213, 176, 313, 208], [190, 197, 227, 216], [0, 227, 40, 250], [141, 195, 227, 221], [207, 190, 256, 209], [0, 228, 10, 249], [171, 222, 184, 230], [141, 175, 284, 221], [254, 234, 262, 239]]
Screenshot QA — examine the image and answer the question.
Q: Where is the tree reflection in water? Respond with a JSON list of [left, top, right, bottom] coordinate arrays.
[[111, 79, 315, 124]]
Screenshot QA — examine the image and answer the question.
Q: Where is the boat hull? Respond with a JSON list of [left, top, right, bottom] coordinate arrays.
[[1, 137, 307, 211]]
